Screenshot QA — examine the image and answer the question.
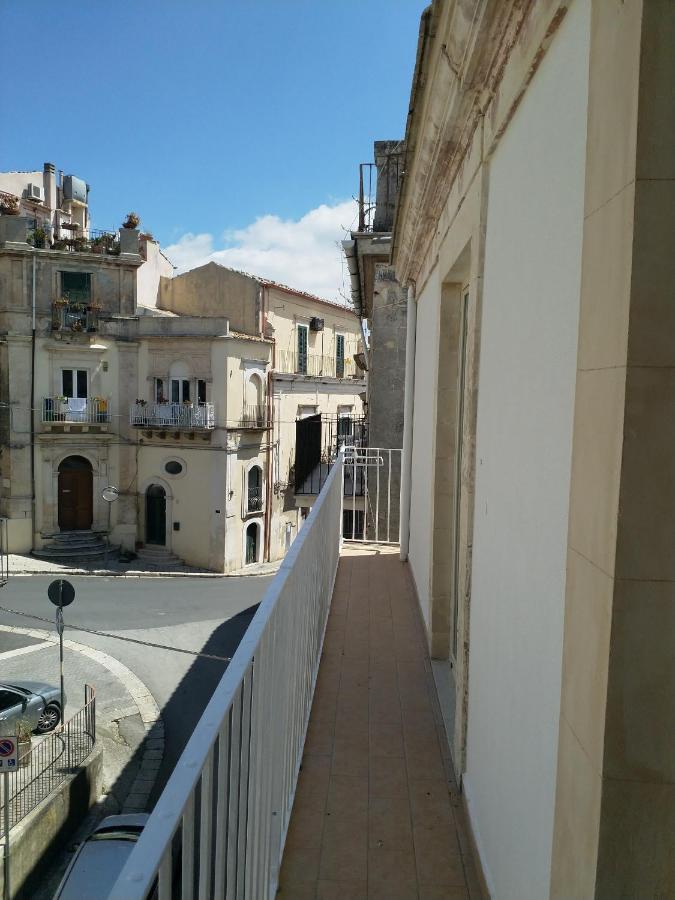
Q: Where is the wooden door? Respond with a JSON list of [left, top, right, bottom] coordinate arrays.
[[146, 486, 166, 545], [58, 464, 93, 531]]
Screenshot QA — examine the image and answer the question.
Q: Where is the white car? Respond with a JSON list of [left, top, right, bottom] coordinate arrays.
[[53, 814, 149, 899]]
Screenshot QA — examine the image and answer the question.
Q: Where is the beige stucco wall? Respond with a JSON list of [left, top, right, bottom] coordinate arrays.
[[137, 239, 174, 310], [158, 263, 260, 334]]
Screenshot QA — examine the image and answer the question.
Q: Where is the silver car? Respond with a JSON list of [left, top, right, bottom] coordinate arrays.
[[54, 814, 150, 899], [0, 680, 65, 734]]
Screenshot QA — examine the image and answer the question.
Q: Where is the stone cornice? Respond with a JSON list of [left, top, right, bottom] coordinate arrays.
[[392, 0, 569, 286]]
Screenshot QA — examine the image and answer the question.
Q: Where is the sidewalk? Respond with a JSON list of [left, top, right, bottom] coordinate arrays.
[[0, 624, 163, 815], [7, 553, 282, 578]]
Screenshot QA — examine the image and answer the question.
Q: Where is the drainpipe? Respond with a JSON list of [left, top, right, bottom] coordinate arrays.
[[30, 252, 37, 548], [399, 282, 417, 560]]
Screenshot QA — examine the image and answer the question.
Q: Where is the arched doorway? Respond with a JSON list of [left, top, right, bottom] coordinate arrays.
[[245, 522, 258, 565], [146, 484, 166, 545], [58, 456, 93, 531]]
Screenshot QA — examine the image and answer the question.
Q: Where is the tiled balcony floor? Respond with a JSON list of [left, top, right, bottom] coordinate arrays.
[[279, 545, 483, 900]]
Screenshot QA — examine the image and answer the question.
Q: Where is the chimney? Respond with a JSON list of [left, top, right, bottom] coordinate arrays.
[[373, 141, 404, 233], [43, 162, 56, 212]]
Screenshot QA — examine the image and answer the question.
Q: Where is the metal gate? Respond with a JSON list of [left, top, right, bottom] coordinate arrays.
[[342, 447, 402, 545]]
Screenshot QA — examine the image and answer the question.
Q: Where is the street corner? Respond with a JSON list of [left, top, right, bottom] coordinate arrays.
[[0, 624, 164, 815]]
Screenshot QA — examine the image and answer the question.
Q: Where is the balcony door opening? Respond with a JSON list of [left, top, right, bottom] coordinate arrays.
[[58, 456, 93, 531], [146, 484, 167, 545], [297, 323, 308, 374], [248, 465, 263, 512]]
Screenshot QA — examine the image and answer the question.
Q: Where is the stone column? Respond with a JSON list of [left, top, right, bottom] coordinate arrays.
[[551, 2, 675, 896]]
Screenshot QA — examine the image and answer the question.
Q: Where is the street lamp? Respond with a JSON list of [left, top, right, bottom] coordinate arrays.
[[101, 485, 119, 567]]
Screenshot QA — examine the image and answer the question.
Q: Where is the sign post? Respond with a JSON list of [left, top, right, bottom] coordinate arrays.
[[101, 485, 119, 567], [47, 579, 75, 734], [0, 736, 18, 900]]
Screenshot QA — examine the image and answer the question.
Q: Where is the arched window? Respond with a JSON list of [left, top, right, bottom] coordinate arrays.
[[245, 373, 264, 425], [248, 465, 263, 512]]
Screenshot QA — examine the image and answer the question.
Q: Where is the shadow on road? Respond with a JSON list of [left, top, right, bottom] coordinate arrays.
[[20, 603, 259, 899]]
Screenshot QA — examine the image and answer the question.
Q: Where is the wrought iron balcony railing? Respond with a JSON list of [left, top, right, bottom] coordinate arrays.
[[130, 402, 215, 430], [247, 486, 264, 512], [276, 349, 356, 378], [43, 397, 110, 425]]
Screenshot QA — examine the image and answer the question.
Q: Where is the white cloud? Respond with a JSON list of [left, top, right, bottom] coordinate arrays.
[[164, 199, 357, 303]]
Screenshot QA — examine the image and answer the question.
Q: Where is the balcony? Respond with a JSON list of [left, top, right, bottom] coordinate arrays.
[[42, 397, 110, 428], [237, 404, 270, 429], [129, 402, 215, 430], [247, 486, 264, 513], [277, 349, 357, 379], [109, 457, 477, 898], [51, 297, 100, 334]]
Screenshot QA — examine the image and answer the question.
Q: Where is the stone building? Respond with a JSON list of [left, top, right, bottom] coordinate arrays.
[[391, 1, 674, 897], [0, 209, 364, 571]]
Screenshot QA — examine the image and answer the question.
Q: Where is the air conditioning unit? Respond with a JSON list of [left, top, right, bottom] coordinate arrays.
[[310, 317, 324, 332], [26, 184, 43, 203]]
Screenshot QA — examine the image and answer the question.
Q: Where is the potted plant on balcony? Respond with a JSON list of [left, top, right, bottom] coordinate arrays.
[[0, 195, 19, 216], [27, 226, 47, 248], [122, 212, 140, 229]]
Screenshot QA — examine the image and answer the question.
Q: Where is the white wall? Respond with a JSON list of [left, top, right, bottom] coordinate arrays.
[[464, 1, 590, 896], [408, 265, 441, 630]]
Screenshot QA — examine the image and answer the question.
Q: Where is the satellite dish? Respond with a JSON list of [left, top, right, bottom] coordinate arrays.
[[101, 485, 119, 502]]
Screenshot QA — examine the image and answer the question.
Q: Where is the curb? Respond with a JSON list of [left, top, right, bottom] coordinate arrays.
[[0, 623, 164, 814], [8, 565, 282, 579]]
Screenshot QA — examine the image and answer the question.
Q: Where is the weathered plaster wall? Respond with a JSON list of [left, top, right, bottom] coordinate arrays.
[[464, 2, 590, 896], [158, 263, 260, 334]]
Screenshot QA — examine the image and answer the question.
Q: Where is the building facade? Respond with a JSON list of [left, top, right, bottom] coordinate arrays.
[[392, 1, 674, 897]]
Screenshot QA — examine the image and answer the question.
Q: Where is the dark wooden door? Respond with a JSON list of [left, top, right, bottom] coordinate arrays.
[[58, 466, 93, 531], [146, 486, 166, 545]]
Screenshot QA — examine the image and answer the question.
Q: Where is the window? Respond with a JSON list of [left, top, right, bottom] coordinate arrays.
[[197, 379, 207, 404], [171, 379, 190, 403], [165, 460, 183, 475], [297, 324, 308, 375], [248, 465, 263, 512], [155, 379, 166, 403], [61, 271, 91, 304], [62, 369, 87, 399], [0, 689, 22, 711], [336, 334, 345, 378]]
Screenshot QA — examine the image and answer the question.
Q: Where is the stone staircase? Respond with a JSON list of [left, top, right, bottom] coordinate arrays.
[[32, 530, 115, 563], [134, 545, 185, 570]]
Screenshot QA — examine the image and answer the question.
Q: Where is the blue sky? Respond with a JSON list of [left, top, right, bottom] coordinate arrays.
[[0, 2, 425, 299]]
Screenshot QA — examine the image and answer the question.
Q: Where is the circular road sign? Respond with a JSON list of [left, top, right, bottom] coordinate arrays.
[[102, 485, 119, 503], [47, 579, 75, 608], [0, 738, 17, 758]]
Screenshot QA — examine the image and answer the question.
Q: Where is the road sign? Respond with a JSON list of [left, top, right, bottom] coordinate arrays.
[[47, 579, 75, 608], [0, 737, 18, 770]]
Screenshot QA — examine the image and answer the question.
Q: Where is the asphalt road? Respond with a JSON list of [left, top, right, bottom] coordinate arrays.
[[0, 574, 273, 803]]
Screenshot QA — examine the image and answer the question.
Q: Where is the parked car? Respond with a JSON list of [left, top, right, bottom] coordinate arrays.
[[0, 680, 65, 735], [53, 814, 150, 899]]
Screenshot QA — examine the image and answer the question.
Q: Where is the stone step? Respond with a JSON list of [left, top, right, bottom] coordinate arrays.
[[32, 545, 116, 562]]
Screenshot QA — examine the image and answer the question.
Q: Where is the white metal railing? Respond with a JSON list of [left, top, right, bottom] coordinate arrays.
[[110, 455, 344, 899], [42, 396, 110, 424], [276, 349, 356, 378], [343, 447, 402, 544], [129, 402, 215, 429]]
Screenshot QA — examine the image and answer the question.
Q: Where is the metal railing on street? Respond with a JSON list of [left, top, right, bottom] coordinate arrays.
[[130, 402, 215, 430], [42, 396, 110, 425], [0, 685, 96, 838], [110, 457, 344, 899]]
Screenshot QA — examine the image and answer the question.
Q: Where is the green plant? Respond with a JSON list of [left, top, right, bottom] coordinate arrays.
[[122, 211, 140, 229], [16, 718, 33, 741], [27, 226, 47, 248], [0, 195, 19, 215]]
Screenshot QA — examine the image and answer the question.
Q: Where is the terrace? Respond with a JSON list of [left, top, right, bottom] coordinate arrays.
[[109, 455, 480, 899]]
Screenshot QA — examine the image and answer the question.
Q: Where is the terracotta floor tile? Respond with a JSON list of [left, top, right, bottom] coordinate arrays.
[[418, 886, 469, 899], [367, 846, 417, 890], [319, 830, 368, 882], [332, 737, 369, 778], [277, 881, 317, 898], [326, 774, 369, 816], [370, 720, 405, 758], [286, 804, 327, 850], [317, 880, 368, 899], [369, 756, 409, 798], [413, 823, 465, 886], [280, 846, 321, 884], [368, 796, 414, 851]]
